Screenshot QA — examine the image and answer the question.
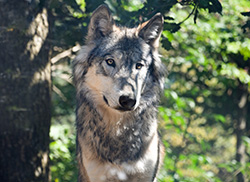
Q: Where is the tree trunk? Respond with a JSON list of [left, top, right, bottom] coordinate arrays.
[[235, 84, 248, 182], [0, 1, 51, 182]]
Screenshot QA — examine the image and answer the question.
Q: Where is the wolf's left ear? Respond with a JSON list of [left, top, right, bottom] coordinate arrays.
[[87, 4, 114, 42], [138, 13, 164, 48]]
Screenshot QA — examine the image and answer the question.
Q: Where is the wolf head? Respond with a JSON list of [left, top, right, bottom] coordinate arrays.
[[74, 5, 165, 114]]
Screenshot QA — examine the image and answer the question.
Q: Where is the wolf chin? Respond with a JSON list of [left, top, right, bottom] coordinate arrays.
[[73, 4, 165, 182]]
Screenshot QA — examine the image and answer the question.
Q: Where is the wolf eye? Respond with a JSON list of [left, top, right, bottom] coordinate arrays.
[[135, 63, 144, 70], [106, 59, 116, 67]]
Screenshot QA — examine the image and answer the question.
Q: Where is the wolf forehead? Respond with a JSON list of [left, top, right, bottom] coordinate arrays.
[[88, 31, 153, 64]]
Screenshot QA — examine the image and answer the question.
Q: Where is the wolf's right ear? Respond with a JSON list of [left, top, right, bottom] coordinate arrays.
[[87, 4, 114, 42]]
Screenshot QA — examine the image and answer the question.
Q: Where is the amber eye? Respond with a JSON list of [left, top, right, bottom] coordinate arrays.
[[106, 59, 116, 67], [135, 63, 144, 70]]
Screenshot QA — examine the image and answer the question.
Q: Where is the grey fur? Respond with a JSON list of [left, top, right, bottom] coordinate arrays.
[[73, 4, 165, 182]]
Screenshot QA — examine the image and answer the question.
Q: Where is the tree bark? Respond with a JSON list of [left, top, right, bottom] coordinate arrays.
[[0, 0, 51, 182], [235, 84, 248, 182]]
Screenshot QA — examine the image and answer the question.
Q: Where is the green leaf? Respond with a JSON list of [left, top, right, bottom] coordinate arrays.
[[208, 0, 223, 15], [164, 22, 181, 33], [243, 136, 250, 145], [162, 38, 173, 50], [172, 114, 185, 127], [241, 11, 250, 17], [213, 114, 226, 123]]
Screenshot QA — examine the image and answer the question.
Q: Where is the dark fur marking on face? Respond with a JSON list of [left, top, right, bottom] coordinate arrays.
[[103, 95, 109, 106], [119, 77, 135, 92]]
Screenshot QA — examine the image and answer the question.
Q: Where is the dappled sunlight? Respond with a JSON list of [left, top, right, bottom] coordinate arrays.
[[25, 8, 49, 61]]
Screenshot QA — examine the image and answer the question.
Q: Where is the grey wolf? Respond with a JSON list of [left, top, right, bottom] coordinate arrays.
[[73, 4, 165, 182]]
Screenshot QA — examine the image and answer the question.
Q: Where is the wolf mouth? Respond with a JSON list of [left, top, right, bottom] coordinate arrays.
[[116, 106, 133, 112]]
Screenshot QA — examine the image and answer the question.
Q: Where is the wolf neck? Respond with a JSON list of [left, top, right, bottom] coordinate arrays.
[[77, 92, 158, 163]]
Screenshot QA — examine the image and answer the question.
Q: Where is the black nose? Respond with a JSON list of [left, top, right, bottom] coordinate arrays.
[[119, 95, 136, 110]]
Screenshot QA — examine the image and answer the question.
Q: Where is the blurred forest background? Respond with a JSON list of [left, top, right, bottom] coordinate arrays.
[[1, 0, 250, 182]]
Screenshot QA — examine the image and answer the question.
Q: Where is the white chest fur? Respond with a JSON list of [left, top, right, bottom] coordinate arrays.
[[82, 133, 159, 182]]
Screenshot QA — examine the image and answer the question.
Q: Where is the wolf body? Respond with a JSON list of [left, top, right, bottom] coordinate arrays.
[[73, 5, 165, 182]]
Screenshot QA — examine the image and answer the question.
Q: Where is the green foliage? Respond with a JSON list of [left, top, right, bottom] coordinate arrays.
[[241, 11, 250, 33], [50, 58, 77, 182], [198, 0, 222, 14], [49, 0, 250, 182], [50, 125, 77, 182], [159, 0, 250, 181]]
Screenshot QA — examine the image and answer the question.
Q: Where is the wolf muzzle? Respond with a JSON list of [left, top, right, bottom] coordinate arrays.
[[119, 95, 136, 111], [103, 95, 136, 111]]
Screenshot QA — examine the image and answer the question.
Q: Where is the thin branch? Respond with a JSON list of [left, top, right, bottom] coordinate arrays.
[[51, 44, 81, 64], [179, 3, 199, 25], [52, 85, 67, 102]]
